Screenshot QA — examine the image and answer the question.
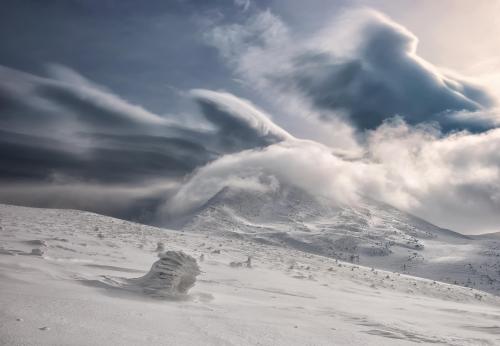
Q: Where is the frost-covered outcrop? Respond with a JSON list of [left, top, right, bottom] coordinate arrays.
[[130, 251, 200, 297]]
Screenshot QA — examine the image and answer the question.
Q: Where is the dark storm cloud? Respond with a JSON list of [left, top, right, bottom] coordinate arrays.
[[0, 65, 291, 185], [0, 63, 292, 222], [0, 65, 216, 183], [286, 12, 497, 132], [0, 0, 276, 189]]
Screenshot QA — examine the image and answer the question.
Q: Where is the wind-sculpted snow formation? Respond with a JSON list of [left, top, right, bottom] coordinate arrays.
[[130, 251, 200, 297]]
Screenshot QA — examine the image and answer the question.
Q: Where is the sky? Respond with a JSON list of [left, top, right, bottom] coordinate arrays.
[[1, 0, 500, 234]]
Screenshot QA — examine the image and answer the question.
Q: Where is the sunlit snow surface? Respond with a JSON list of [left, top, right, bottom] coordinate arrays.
[[1, 203, 500, 345]]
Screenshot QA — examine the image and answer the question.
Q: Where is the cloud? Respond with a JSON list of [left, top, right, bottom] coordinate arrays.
[[234, 0, 250, 12], [0, 65, 293, 184], [190, 88, 292, 152], [162, 118, 500, 234], [2, 8, 500, 235], [164, 139, 368, 217], [364, 120, 500, 233], [205, 8, 499, 132], [0, 64, 293, 221], [0, 181, 178, 224], [41, 64, 170, 129], [0, 65, 216, 183], [2, 62, 500, 233]]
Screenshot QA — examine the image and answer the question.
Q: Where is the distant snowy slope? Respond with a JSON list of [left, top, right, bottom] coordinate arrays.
[[472, 232, 500, 239], [178, 185, 500, 294]]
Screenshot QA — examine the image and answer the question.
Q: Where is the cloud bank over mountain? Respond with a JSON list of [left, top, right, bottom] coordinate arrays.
[[164, 119, 500, 234], [1, 6, 500, 234], [0, 62, 293, 222]]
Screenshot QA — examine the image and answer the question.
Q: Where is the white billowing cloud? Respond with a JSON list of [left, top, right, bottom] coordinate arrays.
[[165, 138, 373, 216], [205, 8, 498, 133], [164, 115, 500, 234], [2, 60, 500, 233], [187, 6, 500, 234], [2, 7, 500, 234], [366, 120, 500, 233], [207, 9, 289, 68], [205, 9, 294, 108], [205, 9, 363, 152]]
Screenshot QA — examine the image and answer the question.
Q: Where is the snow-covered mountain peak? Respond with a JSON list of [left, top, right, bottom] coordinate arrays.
[[178, 184, 499, 294]]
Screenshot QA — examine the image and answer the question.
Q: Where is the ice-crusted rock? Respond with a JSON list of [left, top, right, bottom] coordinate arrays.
[[229, 256, 252, 268], [155, 242, 165, 252], [30, 248, 44, 256], [131, 251, 200, 297], [25, 239, 47, 246]]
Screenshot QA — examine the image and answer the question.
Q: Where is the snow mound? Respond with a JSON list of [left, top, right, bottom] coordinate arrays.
[[130, 251, 201, 297]]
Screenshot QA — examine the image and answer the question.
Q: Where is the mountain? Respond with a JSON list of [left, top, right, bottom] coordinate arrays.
[[178, 185, 500, 294], [472, 231, 500, 239]]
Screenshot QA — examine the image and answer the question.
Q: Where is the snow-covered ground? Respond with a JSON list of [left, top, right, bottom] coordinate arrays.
[[1, 203, 500, 345]]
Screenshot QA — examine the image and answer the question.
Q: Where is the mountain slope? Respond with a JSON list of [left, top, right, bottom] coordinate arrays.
[[179, 185, 500, 294]]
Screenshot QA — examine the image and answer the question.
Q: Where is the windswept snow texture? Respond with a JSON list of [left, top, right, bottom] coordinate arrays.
[[180, 185, 500, 295], [1, 203, 500, 345]]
